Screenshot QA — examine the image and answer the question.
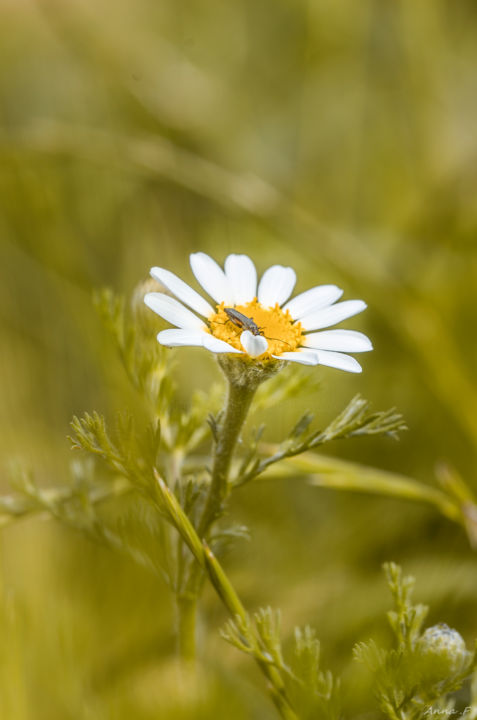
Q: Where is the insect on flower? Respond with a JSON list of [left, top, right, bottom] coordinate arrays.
[[222, 308, 291, 348], [223, 307, 262, 335], [144, 252, 373, 371]]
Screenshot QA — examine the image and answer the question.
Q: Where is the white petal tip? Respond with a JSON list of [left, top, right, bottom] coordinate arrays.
[[300, 299, 369, 332], [316, 350, 363, 373], [240, 330, 268, 358], [224, 254, 257, 305], [143, 292, 156, 308], [302, 329, 373, 353], [143, 292, 206, 330], [148, 266, 214, 317], [190, 252, 231, 304], [258, 265, 297, 307], [156, 329, 205, 348]]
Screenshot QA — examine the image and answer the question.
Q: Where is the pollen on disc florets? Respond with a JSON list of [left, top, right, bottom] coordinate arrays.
[[208, 299, 303, 358]]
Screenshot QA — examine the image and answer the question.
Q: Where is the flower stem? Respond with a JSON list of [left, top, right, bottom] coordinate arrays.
[[179, 375, 258, 638], [173, 361, 277, 673], [197, 378, 257, 537], [176, 594, 197, 664], [156, 475, 298, 719], [171, 377, 256, 667]]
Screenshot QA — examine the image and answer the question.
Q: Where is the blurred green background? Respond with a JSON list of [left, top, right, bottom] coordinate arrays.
[[1, 0, 476, 717]]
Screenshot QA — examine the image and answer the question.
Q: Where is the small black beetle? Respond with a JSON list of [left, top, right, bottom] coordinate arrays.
[[223, 307, 262, 336], [222, 307, 291, 348]]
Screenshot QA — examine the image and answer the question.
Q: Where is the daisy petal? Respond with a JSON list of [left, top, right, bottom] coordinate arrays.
[[272, 350, 320, 366], [302, 329, 373, 352], [150, 267, 214, 318], [317, 350, 362, 373], [240, 330, 268, 358], [144, 293, 206, 330], [300, 300, 367, 332], [157, 329, 205, 347], [202, 334, 242, 354], [190, 252, 233, 304], [258, 265, 296, 307], [224, 254, 257, 305], [283, 285, 343, 319]]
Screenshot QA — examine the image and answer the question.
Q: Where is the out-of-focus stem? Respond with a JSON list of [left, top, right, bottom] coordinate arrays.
[[176, 594, 197, 664], [203, 542, 297, 720], [260, 450, 461, 522]]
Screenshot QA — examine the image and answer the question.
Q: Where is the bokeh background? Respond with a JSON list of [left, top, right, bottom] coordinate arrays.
[[1, 0, 477, 717]]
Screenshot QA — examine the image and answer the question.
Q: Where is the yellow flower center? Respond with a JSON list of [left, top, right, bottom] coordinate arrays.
[[208, 299, 303, 358]]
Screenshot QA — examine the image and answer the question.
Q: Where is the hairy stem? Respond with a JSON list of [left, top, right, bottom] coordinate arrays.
[[176, 376, 258, 665], [197, 379, 257, 537], [168, 362, 277, 678]]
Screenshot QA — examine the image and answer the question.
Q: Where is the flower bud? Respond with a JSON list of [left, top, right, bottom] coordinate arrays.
[[416, 624, 470, 680]]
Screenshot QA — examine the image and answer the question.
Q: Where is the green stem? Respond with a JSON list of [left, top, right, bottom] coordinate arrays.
[[203, 543, 297, 720], [176, 594, 197, 664], [197, 379, 257, 537], [177, 377, 258, 664], [163, 365, 279, 695], [156, 476, 298, 719]]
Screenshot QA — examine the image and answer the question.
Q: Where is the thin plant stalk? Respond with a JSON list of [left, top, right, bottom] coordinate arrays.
[[156, 476, 298, 719], [176, 594, 197, 664], [198, 378, 258, 536], [172, 376, 258, 665]]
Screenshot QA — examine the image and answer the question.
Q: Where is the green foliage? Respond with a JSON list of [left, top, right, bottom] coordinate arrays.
[[69, 410, 157, 492], [253, 364, 321, 413], [99, 287, 226, 452], [1, 283, 474, 719], [235, 394, 407, 487], [291, 626, 340, 720], [2, 2, 477, 717], [4, 457, 130, 530], [94, 288, 172, 414], [5, 460, 172, 582], [384, 563, 429, 650], [354, 563, 477, 720], [222, 609, 340, 720]]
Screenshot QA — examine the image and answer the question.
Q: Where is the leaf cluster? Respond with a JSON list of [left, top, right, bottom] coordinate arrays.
[[221, 608, 340, 720], [69, 410, 159, 491], [94, 288, 172, 414], [235, 394, 407, 486], [354, 563, 477, 720]]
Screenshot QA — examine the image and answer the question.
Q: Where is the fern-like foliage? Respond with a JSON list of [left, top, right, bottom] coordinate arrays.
[[235, 394, 407, 486], [221, 608, 340, 720], [354, 563, 477, 720], [69, 410, 158, 492], [94, 288, 172, 414]]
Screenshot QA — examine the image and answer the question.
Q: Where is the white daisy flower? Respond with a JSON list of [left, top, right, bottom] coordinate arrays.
[[144, 253, 372, 373]]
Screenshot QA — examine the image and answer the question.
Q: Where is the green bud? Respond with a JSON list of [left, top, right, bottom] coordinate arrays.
[[416, 624, 471, 680]]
